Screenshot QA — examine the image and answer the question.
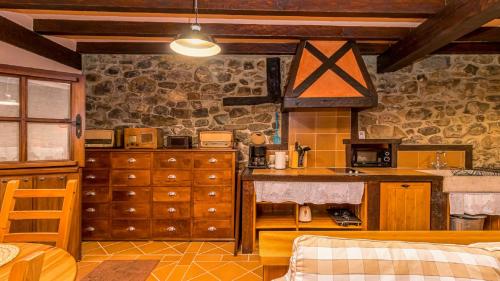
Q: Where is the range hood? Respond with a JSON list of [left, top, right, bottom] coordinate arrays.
[[283, 40, 377, 111]]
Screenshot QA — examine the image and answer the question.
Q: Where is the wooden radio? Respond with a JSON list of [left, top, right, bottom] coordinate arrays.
[[124, 128, 164, 149]]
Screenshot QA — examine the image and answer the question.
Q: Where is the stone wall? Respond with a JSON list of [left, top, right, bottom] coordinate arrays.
[[83, 54, 292, 164], [360, 55, 500, 167]]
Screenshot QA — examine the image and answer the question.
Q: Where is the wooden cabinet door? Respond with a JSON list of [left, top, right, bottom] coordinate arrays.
[[380, 182, 431, 231]]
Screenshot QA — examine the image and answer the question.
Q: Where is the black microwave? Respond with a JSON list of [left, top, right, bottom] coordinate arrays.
[[352, 148, 392, 167]]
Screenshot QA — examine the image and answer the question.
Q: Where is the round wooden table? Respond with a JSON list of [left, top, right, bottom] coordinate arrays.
[[0, 243, 76, 281]]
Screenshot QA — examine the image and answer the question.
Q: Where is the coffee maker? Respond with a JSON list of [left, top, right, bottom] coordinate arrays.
[[248, 145, 268, 169]]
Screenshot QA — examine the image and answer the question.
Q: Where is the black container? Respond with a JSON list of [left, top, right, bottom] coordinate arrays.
[[166, 136, 192, 149], [248, 145, 267, 169]]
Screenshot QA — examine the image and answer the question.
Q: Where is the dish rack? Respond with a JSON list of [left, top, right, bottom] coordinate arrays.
[[451, 168, 500, 176]]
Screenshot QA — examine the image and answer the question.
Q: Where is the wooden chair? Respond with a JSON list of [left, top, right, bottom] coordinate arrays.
[[0, 179, 77, 250], [8, 251, 45, 281]]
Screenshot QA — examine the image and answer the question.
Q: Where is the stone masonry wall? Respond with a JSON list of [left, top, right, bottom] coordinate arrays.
[[83, 54, 292, 164], [360, 55, 500, 167]]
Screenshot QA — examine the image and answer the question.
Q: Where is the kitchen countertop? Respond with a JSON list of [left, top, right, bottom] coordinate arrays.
[[241, 167, 442, 181]]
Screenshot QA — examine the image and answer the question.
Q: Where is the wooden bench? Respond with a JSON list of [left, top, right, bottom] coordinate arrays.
[[259, 230, 500, 281]]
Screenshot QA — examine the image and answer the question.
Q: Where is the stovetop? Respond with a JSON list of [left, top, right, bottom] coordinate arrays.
[[328, 168, 364, 175]]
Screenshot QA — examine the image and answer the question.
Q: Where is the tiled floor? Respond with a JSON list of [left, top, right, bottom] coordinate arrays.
[[78, 241, 263, 281]]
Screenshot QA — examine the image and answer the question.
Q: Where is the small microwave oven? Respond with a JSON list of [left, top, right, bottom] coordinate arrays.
[[124, 128, 164, 149], [352, 148, 392, 167]]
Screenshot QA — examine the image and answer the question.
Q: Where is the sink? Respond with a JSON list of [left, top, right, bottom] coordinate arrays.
[[417, 169, 500, 193]]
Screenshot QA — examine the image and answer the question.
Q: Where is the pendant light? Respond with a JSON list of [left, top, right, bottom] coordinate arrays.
[[170, 0, 221, 57]]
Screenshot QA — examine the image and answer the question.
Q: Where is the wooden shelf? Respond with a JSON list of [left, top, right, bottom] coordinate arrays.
[[256, 215, 296, 229], [298, 214, 363, 229]]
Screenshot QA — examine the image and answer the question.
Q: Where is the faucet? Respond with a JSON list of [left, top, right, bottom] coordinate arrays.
[[432, 151, 447, 170]]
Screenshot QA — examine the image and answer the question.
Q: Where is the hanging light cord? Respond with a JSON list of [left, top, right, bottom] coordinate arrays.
[[193, 0, 199, 26]]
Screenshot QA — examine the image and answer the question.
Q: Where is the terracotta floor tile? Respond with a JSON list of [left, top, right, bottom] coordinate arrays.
[[185, 242, 204, 253], [151, 262, 177, 280], [252, 267, 264, 277], [145, 275, 160, 281], [115, 247, 144, 255], [209, 262, 248, 280], [82, 246, 108, 256], [235, 261, 262, 271], [234, 272, 262, 281], [137, 254, 164, 260], [198, 243, 217, 253], [166, 265, 189, 281], [82, 242, 101, 252], [179, 253, 196, 265], [196, 262, 226, 271], [107, 255, 140, 260], [161, 255, 183, 262], [173, 242, 190, 254], [221, 255, 249, 262], [201, 248, 230, 255], [103, 242, 136, 254], [188, 273, 220, 281], [80, 255, 109, 262], [76, 262, 100, 280], [137, 242, 171, 254], [219, 243, 235, 252], [248, 255, 261, 262], [183, 263, 206, 280], [154, 247, 183, 255], [194, 254, 223, 262], [99, 241, 121, 247]]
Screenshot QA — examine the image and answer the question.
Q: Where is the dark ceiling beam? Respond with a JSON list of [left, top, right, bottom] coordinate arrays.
[[34, 20, 411, 40], [434, 42, 500, 54], [0, 16, 81, 69], [77, 42, 299, 55], [457, 27, 500, 42], [377, 0, 500, 73], [0, 0, 445, 18]]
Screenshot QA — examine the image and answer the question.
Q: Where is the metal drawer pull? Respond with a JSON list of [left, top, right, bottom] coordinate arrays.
[[127, 191, 136, 196], [167, 207, 176, 213], [208, 157, 217, 163], [128, 158, 136, 163], [127, 208, 136, 213], [208, 191, 217, 197], [128, 174, 136, 179], [22, 178, 29, 182], [166, 226, 176, 232], [168, 175, 177, 179], [127, 226, 136, 232], [87, 158, 96, 163], [39, 177, 45, 181], [1, 179, 8, 183], [168, 191, 177, 197], [401, 184, 410, 188], [85, 175, 96, 180], [167, 157, 177, 162], [208, 208, 216, 213], [208, 175, 217, 180], [58, 176, 65, 180], [85, 208, 96, 213], [207, 226, 217, 232], [85, 191, 96, 196], [85, 226, 95, 232]]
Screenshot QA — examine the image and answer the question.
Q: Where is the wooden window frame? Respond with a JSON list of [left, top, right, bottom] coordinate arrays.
[[0, 64, 84, 168]]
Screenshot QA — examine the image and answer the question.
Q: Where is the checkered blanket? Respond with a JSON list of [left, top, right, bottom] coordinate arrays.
[[280, 235, 500, 281]]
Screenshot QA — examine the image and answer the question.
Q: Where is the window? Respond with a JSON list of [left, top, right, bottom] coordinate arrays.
[[0, 74, 75, 163]]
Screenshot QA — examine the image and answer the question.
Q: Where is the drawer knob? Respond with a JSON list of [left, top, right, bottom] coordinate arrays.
[[167, 207, 176, 213], [167, 157, 177, 163], [208, 191, 217, 197], [128, 158, 137, 163], [39, 177, 45, 181], [401, 184, 410, 188], [85, 226, 95, 232], [168, 191, 177, 197], [208, 157, 217, 163], [167, 174, 177, 180], [127, 191, 136, 196], [208, 207, 217, 213], [207, 226, 217, 232], [127, 207, 136, 213], [87, 158, 96, 163], [1, 179, 8, 183], [85, 207, 96, 213], [85, 175, 96, 180], [85, 191, 96, 197], [127, 226, 136, 232], [166, 226, 176, 232], [58, 176, 65, 181], [22, 178, 29, 182], [208, 175, 217, 180], [128, 174, 136, 179]]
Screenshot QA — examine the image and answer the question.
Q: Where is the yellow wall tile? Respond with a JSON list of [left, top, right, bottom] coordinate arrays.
[[417, 151, 436, 169], [316, 134, 336, 150], [315, 151, 335, 167], [295, 133, 316, 149], [397, 151, 419, 168], [335, 151, 347, 167], [316, 116, 338, 133], [445, 151, 465, 168]]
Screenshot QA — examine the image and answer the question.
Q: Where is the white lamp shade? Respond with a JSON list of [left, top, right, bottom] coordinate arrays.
[[170, 38, 221, 57]]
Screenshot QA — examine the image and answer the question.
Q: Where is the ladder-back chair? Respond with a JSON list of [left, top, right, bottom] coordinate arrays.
[[0, 180, 77, 250]]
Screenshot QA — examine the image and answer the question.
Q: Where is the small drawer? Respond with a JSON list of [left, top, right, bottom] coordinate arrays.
[[152, 219, 190, 239], [35, 174, 66, 189], [111, 153, 151, 169], [154, 153, 192, 169], [82, 187, 109, 203], [193, 170, 232, 186], [82, 203, 109, 219], [192, 220, 232, 239], [112, 203, 150, 218], [194, 186, 233, 202], [111, 170, 150, 186], [83, 219, 109, 240], [112, 187, 150, 202], [153, 187, 191, 202], [1, 177, 33, 189], [111, 219, 150, 239], [85, 152, 110, 169], [153, 202, 190, 219], [83, 169, 109, 187], [152, 170, 192, 186], [194, 203, 232, 219], [193, 152, 233, 169]]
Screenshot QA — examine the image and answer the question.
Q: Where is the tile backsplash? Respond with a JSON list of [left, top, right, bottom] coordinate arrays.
[[288, 109, 351, 168]]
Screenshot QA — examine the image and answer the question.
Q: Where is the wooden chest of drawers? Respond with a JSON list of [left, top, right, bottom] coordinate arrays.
[[82, 149, 237, 241]]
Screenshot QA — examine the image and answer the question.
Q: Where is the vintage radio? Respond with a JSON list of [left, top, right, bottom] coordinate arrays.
[[124, 128, 164, 149], [85, 130, 114, 147], [199, 131, 233, 148], [166, 136, 192, 149]]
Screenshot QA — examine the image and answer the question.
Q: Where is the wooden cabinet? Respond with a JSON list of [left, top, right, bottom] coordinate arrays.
[[380, 182, 431, 231], [83, 149, 237, 241]]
